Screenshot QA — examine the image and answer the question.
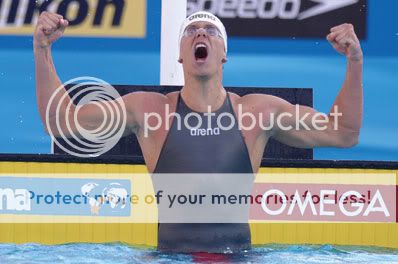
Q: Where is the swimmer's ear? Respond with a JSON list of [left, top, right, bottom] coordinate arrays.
[[222, 51, 227, 63]]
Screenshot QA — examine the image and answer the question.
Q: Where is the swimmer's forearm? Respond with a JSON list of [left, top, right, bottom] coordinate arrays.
[[330, 58, 363, 144], [34, 46, 71, 128]]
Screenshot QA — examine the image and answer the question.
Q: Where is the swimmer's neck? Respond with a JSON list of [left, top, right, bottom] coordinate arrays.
[[181, 73, 226, 112]]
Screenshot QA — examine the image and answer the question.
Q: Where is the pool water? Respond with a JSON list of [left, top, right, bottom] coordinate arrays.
[[1, 243, 398, 264]]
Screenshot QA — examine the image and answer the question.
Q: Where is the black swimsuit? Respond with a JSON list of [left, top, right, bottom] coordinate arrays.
[[153, 92, 253, 252]]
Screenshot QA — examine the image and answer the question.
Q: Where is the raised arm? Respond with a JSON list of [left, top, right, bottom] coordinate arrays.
[[34, 12, 139, 137], [270, 23, 363, 148], [34, 11, 69, 129]]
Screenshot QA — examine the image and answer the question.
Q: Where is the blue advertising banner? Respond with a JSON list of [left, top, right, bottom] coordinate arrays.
[[0, 177, 131, 217]]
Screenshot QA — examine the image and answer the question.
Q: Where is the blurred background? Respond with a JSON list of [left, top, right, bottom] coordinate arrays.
[[0, 0, 396, 161]]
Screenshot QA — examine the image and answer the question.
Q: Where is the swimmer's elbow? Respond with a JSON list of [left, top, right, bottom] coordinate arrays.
[[336, 130, 360, 148], [43, 122, 59, 137], [43, 125, 62, 137], [43, 116, 54, 136], [342, 135, 359, 148], [44, 114, 70, 137], [44, 126, 50, 135]]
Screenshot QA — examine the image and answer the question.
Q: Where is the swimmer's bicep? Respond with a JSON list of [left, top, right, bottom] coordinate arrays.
[[46, 92, 158, 137], [269, 97, 325, 131], [68, 94, 142, 137], [271, 103, 353, 148], [257, 95, 357, 148]]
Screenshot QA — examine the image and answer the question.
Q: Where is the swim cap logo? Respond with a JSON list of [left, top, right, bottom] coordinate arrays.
[[188, 13, 217, 21]]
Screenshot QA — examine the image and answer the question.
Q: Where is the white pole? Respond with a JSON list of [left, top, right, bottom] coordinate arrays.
[[160, 0, 186, 86]]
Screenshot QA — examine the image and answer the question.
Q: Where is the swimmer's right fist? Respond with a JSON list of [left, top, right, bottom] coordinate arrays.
[[34, 12, 69, 48]]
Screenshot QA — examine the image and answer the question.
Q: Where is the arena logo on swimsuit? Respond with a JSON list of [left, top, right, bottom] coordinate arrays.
[[190, 127, 221, 136], [187, 0, 367, 39], [0, 0, 146, 37]]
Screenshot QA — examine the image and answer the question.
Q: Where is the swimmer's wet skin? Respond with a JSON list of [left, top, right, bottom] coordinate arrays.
[[34, 9, 363, 253]]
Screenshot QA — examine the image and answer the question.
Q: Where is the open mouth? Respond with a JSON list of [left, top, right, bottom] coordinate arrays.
[[194, 43, 208, 61]]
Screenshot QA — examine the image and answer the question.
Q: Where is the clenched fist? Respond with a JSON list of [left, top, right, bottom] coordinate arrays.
[[327, 23, 363, 62], [34, 11, 69, 48]]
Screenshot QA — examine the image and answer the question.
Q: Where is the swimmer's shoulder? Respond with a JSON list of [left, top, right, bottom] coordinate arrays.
[[123, 91, 178, 110], [165, 91, 179, 101], [228, 91, 284, 112], [165, 91, 179, 110], [122, 91, 179, 131]]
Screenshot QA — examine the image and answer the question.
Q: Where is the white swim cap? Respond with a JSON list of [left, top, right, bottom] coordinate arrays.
[[179, 11, 228, 53]]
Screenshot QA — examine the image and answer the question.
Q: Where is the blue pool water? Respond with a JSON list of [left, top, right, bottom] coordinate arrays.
[[1, 243, 398, 264]]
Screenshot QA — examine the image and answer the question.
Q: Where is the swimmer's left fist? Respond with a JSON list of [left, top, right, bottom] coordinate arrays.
[[326, 23, 363, 62]]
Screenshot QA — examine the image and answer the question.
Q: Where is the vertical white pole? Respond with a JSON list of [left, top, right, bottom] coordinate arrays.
[[160, 0, 186, 86]]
